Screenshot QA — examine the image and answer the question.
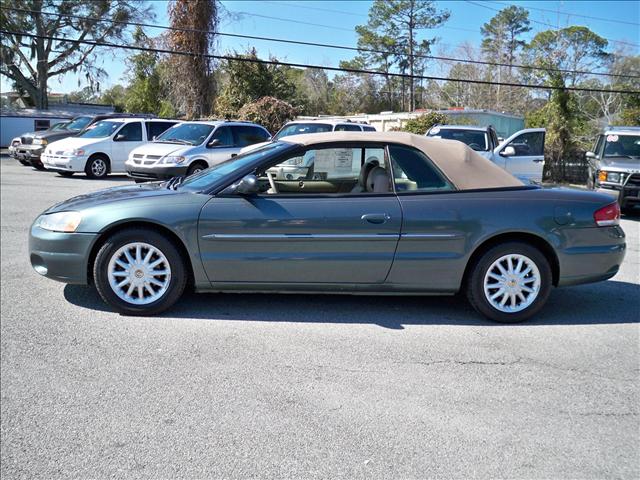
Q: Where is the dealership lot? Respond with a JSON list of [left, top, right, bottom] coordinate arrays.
[[1, 158, 638, 478]]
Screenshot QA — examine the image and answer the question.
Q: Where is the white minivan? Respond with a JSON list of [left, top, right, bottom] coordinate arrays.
[[125, 121, 271, 181], [41, 118, 178, 178]]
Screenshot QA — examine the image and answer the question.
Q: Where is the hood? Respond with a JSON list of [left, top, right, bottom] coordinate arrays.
[[240, 141, 270, 154], [130, 142, 193, 157], [35, 129, 80, 141], [19, 130, 38, 139], [599, 156, 640, 172], [45, 183, 179, 213], [46, 136, 104, 151]]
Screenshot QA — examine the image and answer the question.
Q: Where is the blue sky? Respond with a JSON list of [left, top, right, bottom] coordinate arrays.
[[6, 0, 640, 95]]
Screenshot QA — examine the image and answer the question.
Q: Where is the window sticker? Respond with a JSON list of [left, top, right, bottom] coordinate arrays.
[[315, 149, 354, 174], [607, 135, 619, 142]]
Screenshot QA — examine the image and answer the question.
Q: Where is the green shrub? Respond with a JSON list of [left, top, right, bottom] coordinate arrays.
[[237, 96, 298, 135], [401, 112, 448, 134]]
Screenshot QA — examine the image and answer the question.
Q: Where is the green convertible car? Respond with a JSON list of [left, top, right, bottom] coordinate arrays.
[[29, 132, 626, 322]]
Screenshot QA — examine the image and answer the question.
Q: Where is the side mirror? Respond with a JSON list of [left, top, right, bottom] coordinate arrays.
[[207, 138, 220, 148], [152, 135, 157, 141], [586, 151, 596, 159], [115, 134, 126, 141], [224, 174, 259, 195], [501, 146, 516, 157], [497, 137, 504, 143]]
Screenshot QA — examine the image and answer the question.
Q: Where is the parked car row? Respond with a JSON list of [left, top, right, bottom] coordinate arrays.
[[10, 117, 380, 180]]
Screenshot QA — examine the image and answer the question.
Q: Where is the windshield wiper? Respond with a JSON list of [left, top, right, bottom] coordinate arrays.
[[164, 175, 185, 190], [161, 138, 193, 145]]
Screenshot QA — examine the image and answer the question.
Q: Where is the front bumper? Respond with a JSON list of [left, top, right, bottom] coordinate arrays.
[[15, 146, 44, 166], [29, 224, 98, 284], [126, 164, 188, 181], [41, 153, 87, 172], [597, 182, 640, 207]]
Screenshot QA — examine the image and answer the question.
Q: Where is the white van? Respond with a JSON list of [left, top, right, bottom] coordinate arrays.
[[125, 121, 271, 181], [41, 118, 178, 178]]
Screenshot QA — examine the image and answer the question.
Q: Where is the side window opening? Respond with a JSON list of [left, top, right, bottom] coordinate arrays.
[[255, 146, 388, 195], [115, 122, 143, 142], [212, 126, 234, 147], [506, 132, 544, 156], [388, 145, 453, 193]]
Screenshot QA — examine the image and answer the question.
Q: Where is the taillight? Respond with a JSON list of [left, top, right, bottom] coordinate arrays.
[[594, 202, 620, 227]]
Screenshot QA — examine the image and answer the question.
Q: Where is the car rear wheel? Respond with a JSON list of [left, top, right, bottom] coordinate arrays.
[[93, 228, 187, 315], [18, 159, 30, 166], [85, 155, 109, 179], [466, 242, 552, 323]]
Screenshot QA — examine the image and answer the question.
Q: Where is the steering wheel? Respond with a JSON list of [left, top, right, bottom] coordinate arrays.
[[266, 171, 278, 194]]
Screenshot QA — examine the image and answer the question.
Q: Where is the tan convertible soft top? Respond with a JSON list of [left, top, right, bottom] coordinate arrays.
[[282, 131, 523, 190]]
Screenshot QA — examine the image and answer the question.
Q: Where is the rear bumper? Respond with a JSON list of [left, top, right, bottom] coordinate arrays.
[[556, 225, 626, 287], [29, 224, 97, 284], [126, 165, 188, 181]]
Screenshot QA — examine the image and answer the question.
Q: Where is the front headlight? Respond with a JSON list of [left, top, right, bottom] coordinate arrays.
[[33, 138, 48, 145], [62, 148, 85, 156], [37, 211, 82, 232], [162, 155, 186, 164], [598, 171, 623, 184]]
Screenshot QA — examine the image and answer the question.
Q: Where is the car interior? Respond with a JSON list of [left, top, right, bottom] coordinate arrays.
[[254, 145, 453, 195]]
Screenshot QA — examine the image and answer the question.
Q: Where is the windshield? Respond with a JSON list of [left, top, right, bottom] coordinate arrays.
[[274, 123, 333, 140], [50, 122, 70, 131], [603, 134, 640, 158], [156, 123, 214, 145], [180, 142, 292, 191], [427, 128, 489, 151], [78, 121, 121, 138], [65, 116, 92, 131]]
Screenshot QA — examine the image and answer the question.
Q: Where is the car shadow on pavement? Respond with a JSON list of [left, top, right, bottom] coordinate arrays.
[[64, 280, 640, 329]]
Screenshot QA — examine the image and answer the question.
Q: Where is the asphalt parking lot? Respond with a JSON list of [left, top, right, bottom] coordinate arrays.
[[1, 156, 638, 479]]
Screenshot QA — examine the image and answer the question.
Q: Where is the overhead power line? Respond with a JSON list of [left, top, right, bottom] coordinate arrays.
[[2, 5, 638, 81], [489, 0, 640, 27], [2, 29, 638, 95], [465, 0, 640, 48]]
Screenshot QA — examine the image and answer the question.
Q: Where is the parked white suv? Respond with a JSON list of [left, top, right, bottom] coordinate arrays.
[[239, 119, 377, 155], [125, 121, 271, 181], [41, 117, 178, 178], [426, 125, 546, 183]]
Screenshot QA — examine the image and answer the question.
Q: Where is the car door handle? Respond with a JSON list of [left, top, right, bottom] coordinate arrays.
[[533, 158, 544, 163], [361, 213, 391, 224], [231, 153, 238, 158]]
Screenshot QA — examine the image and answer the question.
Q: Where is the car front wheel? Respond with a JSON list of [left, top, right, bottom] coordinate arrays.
[[85, 155, 109, 179], [93, 228, 187, 315], [466, 242, 552, 323]]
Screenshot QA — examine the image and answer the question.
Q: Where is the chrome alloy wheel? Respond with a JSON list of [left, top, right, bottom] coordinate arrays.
[[91, 158, 107, 177], [107, 242, 172, 305], [483, 254, 541, 313]]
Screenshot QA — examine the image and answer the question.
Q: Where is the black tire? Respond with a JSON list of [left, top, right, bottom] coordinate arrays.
[[18, 159, 30, 166], [85, 154, 109, 179], [187, 162, 207, 176], [32, 162, 46, 171], [621, 205, 637, 216], [57, 171, 74, 177], [93, 228, 187, 315], [466, 242, 552, 323]]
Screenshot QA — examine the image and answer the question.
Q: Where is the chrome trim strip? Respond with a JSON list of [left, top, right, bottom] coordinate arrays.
[[202, 233, 400, 241], [400, 233, 463, 239]]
